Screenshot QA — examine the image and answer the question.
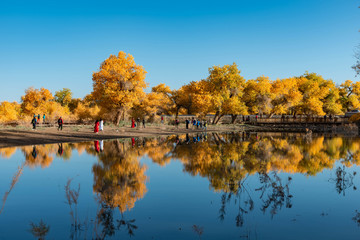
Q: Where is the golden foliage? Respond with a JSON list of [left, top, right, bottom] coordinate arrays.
[[74, 102, 100, 122], [0, 101, 20, 123], [92, 51, 147, 124], [92, 140, 147, 213]]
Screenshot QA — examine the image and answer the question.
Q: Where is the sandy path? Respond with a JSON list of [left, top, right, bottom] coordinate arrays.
[[0, 124, 241, 148]]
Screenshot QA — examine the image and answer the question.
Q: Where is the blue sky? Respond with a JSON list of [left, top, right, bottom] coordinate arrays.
[[0, 0, 359, 102]]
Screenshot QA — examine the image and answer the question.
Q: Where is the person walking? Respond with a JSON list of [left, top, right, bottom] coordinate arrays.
[[31, 116, 37, 130], [185, 119, 189, 129], [99, 119, 104, 131], [43, 114, 46, 124], [57, 117, 63, 131], [131, 118, 135, 128], [142, 118, 146, 128], [37, 114, 40, 124], [161, 115, 164, 124], [203, 120, 207, 131], [94, 120, 99, 133]]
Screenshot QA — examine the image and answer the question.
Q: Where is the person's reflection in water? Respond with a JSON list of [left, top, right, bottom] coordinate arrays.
[[131, 138, 135, 147], [185, 134, 190, 144], [99, 140, 104, 152], [94, 141, 100, 153], [31, 146, 37, 159], [142, 138, 146, 147], [58, 143, 63, 156]]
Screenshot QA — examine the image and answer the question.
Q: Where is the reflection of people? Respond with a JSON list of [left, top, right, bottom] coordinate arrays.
[[58, 143, 63, 156], [131, 138, 135, 147], [99, 140, 104, 152], [94, 120, 99, 133], [99, 119, 104, 131], [94, 140, 100, 152], [32, 146, 37, 159]]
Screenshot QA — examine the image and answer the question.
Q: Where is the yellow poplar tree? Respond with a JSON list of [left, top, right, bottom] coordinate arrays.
[[242, 76, 273, 115], [0, 101, 21, 123], [271, 78, 302, 116], [92, 51, 147, 124], [181, 80, 213, 117], [21, 87, 54, 116], [296, 72, 339, 116], [207, 63, 247, 124], [339, 80, 360, 112]]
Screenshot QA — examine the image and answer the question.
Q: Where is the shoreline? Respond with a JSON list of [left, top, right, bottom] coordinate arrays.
[[0, 124, 243, 148], [0, 123, 357, 148]]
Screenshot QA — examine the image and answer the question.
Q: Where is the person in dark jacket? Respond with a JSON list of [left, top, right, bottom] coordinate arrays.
[[31, 116, 37, 129], [58, 117, 63, 131]]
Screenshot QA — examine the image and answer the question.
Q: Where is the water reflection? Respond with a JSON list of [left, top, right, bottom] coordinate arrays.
[[29, 219, 50, 240], [2, 133, 360, 238]]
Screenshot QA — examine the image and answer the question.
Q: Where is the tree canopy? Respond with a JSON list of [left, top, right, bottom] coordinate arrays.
[[92, 51, 147, 124]]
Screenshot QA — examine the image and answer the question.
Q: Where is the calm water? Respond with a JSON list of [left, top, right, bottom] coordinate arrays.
[[1, 133, 360, 239]]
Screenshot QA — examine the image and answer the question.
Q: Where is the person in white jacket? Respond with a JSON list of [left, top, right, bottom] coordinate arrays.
[[99, 119, 104, 131]]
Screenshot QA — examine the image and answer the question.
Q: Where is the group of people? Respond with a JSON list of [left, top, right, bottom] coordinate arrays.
[[131, 118, 146, 128], [185, 118, 207, 130], [31, 114, 62, 130], [31, 114, 46, 129], [94, 119, 104, 133]]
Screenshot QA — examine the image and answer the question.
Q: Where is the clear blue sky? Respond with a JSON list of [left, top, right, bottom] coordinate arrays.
[[0, 0, 359, 102]]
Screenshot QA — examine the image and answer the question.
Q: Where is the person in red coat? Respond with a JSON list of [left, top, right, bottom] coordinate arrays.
[[94, 120, 99, 133], [94, 140, 100, 152], [131, 118, 135, 128]]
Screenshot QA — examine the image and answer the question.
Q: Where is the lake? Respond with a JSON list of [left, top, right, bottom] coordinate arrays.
[[0, 132, 360, 239]]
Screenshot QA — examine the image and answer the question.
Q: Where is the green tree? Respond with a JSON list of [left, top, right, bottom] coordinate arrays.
[[54, 88, 72, 107]]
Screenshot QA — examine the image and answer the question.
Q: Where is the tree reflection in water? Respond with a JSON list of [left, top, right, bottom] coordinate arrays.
[[3, 132, 360, 236], [329, 166, 356, 196], [257, 172, 292, 217], [29, 219, 50, 240], [91, 139, 146, 239]]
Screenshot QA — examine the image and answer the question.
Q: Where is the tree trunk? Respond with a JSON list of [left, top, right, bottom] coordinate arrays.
[[215, 114, 224, 124], [175, 106, 180, 119], [213, 111, 220, 124], [115, 110, 122, 125], [231, 114, 237, 124]]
